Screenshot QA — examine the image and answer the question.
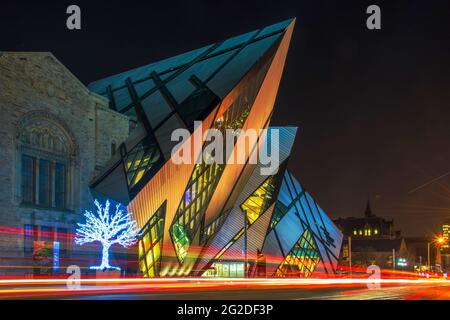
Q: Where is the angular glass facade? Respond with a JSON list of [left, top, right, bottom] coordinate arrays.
[[89, 19, 343, 278], [241, 173, 283, 225], [275, 229, 320, 277], [138, 202, 165, 277]]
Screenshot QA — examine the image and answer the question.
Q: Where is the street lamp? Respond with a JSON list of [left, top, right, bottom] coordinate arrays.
[[425, 235, 448, 273], [436, 236, 446, 245]]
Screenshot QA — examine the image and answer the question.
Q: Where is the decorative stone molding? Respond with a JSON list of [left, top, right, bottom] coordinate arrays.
[[16, 110, 78, 157]]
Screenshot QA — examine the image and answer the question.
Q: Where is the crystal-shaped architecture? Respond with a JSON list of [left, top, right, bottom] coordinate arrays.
[[88, 18, 343, 277]]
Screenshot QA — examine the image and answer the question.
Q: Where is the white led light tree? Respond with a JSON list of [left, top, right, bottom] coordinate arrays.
[[75, 199, 140, 271]]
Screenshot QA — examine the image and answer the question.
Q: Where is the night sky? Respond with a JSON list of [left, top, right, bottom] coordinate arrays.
[[1, 0, 450, 236]]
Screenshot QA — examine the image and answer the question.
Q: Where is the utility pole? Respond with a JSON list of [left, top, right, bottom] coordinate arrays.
[[348, 236, 352, 277], [244, 210, 248, 278], [427, 241, 431, 270]]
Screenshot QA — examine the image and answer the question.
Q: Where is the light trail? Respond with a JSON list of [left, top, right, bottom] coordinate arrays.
[[0, 277, 447, 299], [0, 277, 447, 286]]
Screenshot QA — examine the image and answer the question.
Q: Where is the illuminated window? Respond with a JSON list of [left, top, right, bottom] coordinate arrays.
[[353, 230, 357, 236], [202, 262, 245, 277], [125, 137, 162, 189], [138, 202, 166, 277], [170, 89, 257, 263], [171, 163, 223, 263], [200, 227, 247, 275], [275, 229, 320, 278], [374, 229, 378, 235], [359, 230, 363, 235], [172, 222, 190, 263], [241, 176, 279, 225], [368, 229, 371, 236]]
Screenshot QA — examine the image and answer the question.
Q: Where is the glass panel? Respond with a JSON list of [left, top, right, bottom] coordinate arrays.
[[55, 163, 66, 208], [113, 87, 133, 111], [141, 90, 173, 129], [125, 136, 162, 190], [241, 174, 282, 225], [165, 68, 197, 104], [142, 233, 150, 252], [139, 260, 147, 276], [269, 201, 289, 231], [153, 243, 161, 260], [208, 30, 258, 55], [39, 159, 51, 207], [146, 251, 154, 268], [137, 202, 165, 277], [207, 34, 280, 98], [172, 222, 190, 262], [139, 241, 144, 258], [257, 19, 292, 38], [154, 114, 186, 159], [170, 51, 270, 263], [133, 79, 155, 97], [21, 155, 35, 204], [190, 50, 237, 83], [147, 266, 155, 277], [274, 229, 321, 278]]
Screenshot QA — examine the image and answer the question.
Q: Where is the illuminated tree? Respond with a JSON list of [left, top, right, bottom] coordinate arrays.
[[75, 199, 140, 271]]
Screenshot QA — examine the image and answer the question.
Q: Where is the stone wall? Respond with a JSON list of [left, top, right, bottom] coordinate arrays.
[[0, 52, 129, 275]]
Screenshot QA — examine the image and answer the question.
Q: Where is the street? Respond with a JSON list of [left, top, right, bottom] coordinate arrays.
[[0, 278, 449, 300]]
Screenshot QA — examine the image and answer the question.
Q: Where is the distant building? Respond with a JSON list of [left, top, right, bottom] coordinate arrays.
[[350, 238, 410, 270], [440, 220, 450, 272], [334, 200, 400, 240], [334, 200, 409, 271], [442, 220, 450, 252], [404, 237, 439, 272]]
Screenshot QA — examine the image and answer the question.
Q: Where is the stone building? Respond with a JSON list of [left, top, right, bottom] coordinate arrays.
[[0, 52, 129, 275], [334, 200, 406, 273], [334, 200, 401, 240], [349, 238, 411, 270]]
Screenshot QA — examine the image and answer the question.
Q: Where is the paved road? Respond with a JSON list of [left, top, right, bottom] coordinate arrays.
[[1, 279, 449, 300], [77, 282, 450, 300]]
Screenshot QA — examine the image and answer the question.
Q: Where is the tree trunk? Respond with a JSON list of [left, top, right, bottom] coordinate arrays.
[[101, 244, 111, 269]]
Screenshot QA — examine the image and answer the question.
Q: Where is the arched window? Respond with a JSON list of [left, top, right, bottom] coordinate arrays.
[[17, 112, 77, 210]]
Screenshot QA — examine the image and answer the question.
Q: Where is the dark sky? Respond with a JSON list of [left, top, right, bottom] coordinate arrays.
[[2, 0, 450, 236]]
